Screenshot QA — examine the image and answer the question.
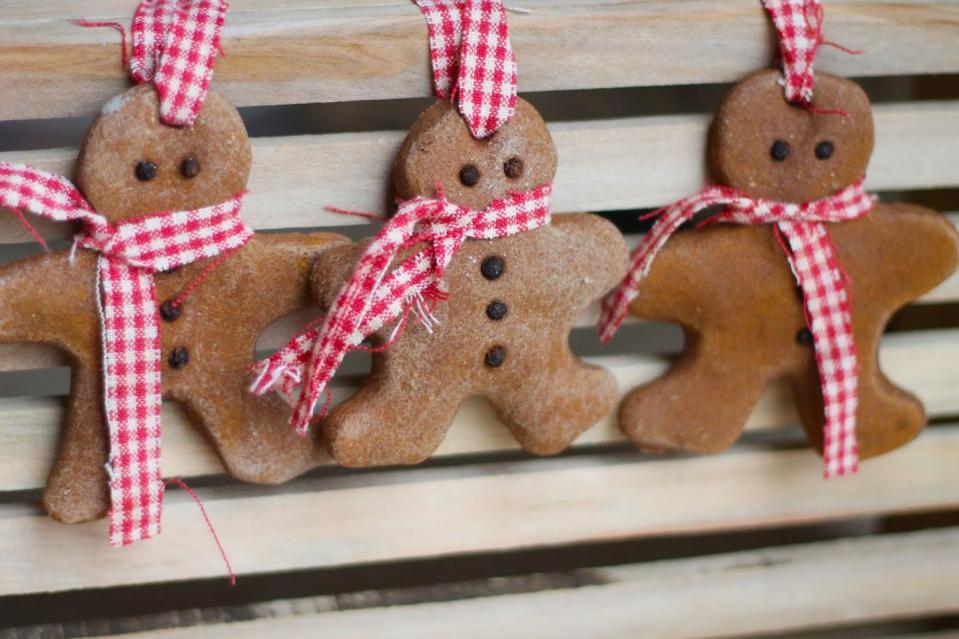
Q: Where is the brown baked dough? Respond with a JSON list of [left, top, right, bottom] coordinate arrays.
[[0, 85, 348, 523], [310, 99, 629, 467], [620, 70, 959, 459]]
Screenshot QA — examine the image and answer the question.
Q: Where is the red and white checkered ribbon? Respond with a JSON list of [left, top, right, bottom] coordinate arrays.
[[598, 179, 875, 478], [251, 184, 552, 434], [0, 162, 252, 545], [414, 0, 518, 138], [762, 0, 824, 104], [129, 0, 228, 126]]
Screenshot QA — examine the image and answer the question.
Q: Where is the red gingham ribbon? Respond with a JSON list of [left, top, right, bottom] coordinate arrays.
[[0, 162, 252, 545], [251, 184, 552, 434], [762, 0, 824, 104], [129, 0, 228, 126], [413, 0, 518, 138], [598, 180, 875, 478]]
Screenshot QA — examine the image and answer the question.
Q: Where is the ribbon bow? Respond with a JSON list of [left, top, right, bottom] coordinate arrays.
[[0, 162, 251, 545], [598, 179, 876, 478], [129, 0, 228, 126], [251, 184, 552, 434], [414, 0, 518, 138]]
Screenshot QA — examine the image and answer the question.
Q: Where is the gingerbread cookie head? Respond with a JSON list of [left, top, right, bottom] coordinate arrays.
[[75, 84, 251, 224], [394, 97, 557, 210], [709, 69, 874, 203]]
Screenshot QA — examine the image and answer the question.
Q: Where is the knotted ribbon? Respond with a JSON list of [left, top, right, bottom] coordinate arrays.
[[129, 0, 228, 126], [414, 0, 518, 138], [598, 179, 875, 478], [251, 184, 552, 434], [0, 162, 252, 545]]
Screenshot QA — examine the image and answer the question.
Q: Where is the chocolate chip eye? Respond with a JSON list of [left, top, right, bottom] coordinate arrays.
[[459, 164, 481, 187], [135, 160, 158, 181], [815, 141, 835, 160], [770, 140, 790, 162], [180, 157, 201, 178], [503, 157, 524, 179]]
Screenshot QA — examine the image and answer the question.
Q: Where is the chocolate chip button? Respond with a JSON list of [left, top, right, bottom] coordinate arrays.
[[168, 347, 190, 369], [135, 160, 158, 181], [486, 300, 508, 320], [484, 346, 506, 368], [180, 157, 201, 178], [481, 255, 505, 280], [815, 140, 835, 161], [504, 157, 524, 179], [770, 140, 790, 162], [459, 164, 481, 187], [159, 300, 181, 322], [796, 328, 814, 346]]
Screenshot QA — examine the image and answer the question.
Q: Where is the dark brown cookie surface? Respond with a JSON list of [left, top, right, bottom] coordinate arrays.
[[621, 71, 959, 460], [312, 98, 629, 467], [0, 85, 347, 523]]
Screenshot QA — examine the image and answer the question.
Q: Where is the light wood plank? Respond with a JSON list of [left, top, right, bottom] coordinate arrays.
[[2, 1, 957, 121], [1, 101, 957, 244], [1, 424, 958, 595], [112, 527, 959, 639], [0, 326, 956, 490]]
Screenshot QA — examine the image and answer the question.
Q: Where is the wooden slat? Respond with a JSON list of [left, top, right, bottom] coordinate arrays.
[[2, 327, 958, 492], [108, 527, 959, 639], [2, 1, 958, 121], [2, 102, 958, 244], [1, 424, 958, 595]]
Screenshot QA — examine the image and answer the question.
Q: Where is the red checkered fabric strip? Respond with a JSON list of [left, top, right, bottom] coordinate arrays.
[[251, 184, 552, 434], [414, 0, 517, 138], [762, 0, 824, 103], [130, 0, 228, 126], [1, 161, 251, 544], [598, 179, 874, 477]]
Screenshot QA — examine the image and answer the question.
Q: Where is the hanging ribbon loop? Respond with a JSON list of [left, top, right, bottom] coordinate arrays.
[[414, 0, 518, 138]]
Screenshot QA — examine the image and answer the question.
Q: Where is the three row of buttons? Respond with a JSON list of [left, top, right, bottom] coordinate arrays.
[[481, 256, 507, 368]]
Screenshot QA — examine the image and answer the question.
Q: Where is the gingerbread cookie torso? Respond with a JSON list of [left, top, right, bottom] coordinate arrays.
[[0, 85, 348, 523], [311, 99, 629, 467], [621, 70, 959, 459]]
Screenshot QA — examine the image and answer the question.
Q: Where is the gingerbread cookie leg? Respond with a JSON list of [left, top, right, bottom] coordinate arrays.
[[621, 334, 769, 453], [176, 375, 322, 482], [323, 371, 466, 468], [491, 350, 617, 456]]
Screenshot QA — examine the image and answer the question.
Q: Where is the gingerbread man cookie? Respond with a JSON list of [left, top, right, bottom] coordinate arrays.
[[254, 98, 628, 467], [0, 84, 347, 526], [612, 69, 959, 463], [311, 99, 628, 466]]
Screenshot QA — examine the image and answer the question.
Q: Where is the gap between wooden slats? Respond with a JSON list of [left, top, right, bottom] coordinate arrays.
[[0, 422, 957, 596], [1, 1, 957, 120], [84, 527, 959, 639], [1, 101, 957, 243], [0, 326, 957, 492]]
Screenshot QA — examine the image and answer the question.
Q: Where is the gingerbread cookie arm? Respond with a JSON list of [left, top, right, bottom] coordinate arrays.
[[311, 240, 367, 311], [550, 213, 630, 303]]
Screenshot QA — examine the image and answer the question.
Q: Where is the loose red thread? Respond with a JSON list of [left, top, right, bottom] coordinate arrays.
[[165, 478, 237, 586], [11, 208, 51, 253], [71, 20, 130, 69], [168, 243, 245, 310]]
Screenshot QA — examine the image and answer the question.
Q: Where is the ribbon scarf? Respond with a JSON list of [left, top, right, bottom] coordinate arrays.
[[0, 162, 252, 545], [598, 180, 875, 477], [414, 0, 518, 139], [251, 184, 552, 434], [130, 0, 228, 126]]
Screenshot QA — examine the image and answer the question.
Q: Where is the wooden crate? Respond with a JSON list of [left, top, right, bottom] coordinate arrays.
[[1, 1, 958, 636]]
